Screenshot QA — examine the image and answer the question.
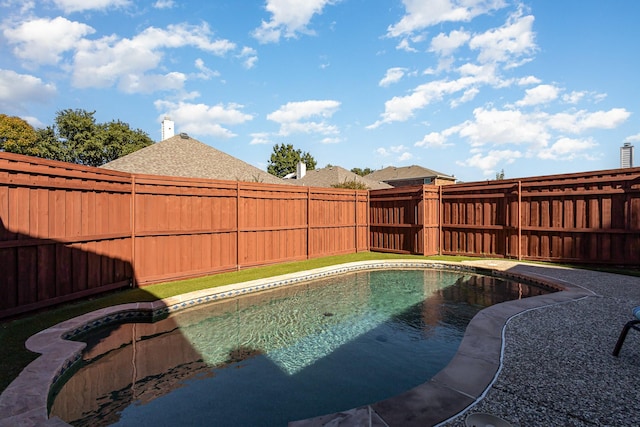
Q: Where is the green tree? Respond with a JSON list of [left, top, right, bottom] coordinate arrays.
[[34, 126, 66, 161], [267, 143, 317, 178], [331, 179, 369, 190], [99, 120, 153, 163], [33, 109, 153, 166], [53, 108, 99, 164], [0, 114, 39, 156], [350, 167, 374, 176], [495, 169, 505, 180]]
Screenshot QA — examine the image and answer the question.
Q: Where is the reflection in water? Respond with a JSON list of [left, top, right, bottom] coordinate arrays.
[[50, 269, 551, 427]]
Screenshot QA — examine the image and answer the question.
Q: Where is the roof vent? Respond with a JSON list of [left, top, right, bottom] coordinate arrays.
[[179, 132, 189, 139]]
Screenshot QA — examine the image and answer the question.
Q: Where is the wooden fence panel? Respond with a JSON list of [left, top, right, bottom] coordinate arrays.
[[370, 186, 425, 254], [308, 188, 368, 258], [440, 183, 513, 258], [0, 154, 134, 318], [132, 175, 239, 284], [238, 184, 308, 267]]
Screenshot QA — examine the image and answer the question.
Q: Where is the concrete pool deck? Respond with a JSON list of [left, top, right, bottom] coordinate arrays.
[[1, 260, 639, 426]]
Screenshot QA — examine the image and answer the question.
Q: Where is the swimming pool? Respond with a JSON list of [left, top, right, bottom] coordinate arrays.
[[49, 268, 552, 426]]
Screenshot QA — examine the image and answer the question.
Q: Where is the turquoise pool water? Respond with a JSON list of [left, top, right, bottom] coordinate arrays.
[[50, 269, 550, 426]]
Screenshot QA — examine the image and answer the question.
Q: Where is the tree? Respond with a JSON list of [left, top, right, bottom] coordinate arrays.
[[32, 109, 153, 166], [351, 167, 374, 176], [0, 114, 39, 156], [495, 169, 505, 180], [99, 120, 154, 163], [267, 143, 317, 178], [332, 179, 369, 190]]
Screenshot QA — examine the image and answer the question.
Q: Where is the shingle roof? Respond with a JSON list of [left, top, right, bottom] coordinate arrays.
[[101, 134, 284, 184], [365, 165, 455, 182], [292, 166, 392, 189]]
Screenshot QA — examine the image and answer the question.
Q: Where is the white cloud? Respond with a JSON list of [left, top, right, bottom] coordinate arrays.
[[456, 149, 522, 175], [250, 132, 272, 145], [368, 74, 492, 128], [438, 105, 630, 175], [193, 58, 219, 80], [450, 87, 479, 107], [398, 152, 413, 161], [396, 38, 418, 52], [516, 84, 559, 106], [72, 23, 235, 92], [429, 29, 471, 56], [469, 11, 536, 66], [153, 0, 175, 9], [387, 0, 507, 37], [52, 0, 131, 13], [321, 137, 341, 144], [155, 100, 253, 138], [415, 131, 452, 148], [268, 100, 340, 122], [252, 0, 335, 43], [267, 100, 340, 136], [537, 137, 597, 160], [119, 72, 186, 94], [0, 69, 57, 111], [624, 133, 640, 143], [375, 145, 412, 162], [1, 0, 34, 15], [517, 75, 541, 85], [562, 90, 586, 104], [457, 107, 550, 147], [3, 17, 95, 66], [22, 116, 45, 128], [547, 108, 631, 133], [238, 46, 258, 69], [379, 67, 407, 87]]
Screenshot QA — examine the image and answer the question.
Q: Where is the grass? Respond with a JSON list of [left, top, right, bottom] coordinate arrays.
[[0, 252, 474, 394]]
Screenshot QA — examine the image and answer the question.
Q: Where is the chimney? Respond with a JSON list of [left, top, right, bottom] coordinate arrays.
[[161, 116, 174, 140], [296, 161, 306, 179]]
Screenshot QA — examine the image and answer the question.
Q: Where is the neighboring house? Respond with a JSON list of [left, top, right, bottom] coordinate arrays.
[[289, 165, 392, 190], [365, 165, 456, 187], [101, 133, 284, 184]]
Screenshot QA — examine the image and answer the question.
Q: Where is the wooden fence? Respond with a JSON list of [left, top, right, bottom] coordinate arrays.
[[3, 150, 640, 319], [0, 153, 367, 318], [371, 167, 640, 265], [369, 186, 439, 255]]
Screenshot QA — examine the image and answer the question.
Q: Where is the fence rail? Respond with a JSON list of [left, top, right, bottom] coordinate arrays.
[[2, 151, 640, 319]]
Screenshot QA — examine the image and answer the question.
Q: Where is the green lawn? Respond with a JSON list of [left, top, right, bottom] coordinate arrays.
[[0, 252, 473, 393]]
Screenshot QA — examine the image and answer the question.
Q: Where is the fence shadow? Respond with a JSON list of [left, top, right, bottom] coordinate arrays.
[[0, 218, 134, 319]]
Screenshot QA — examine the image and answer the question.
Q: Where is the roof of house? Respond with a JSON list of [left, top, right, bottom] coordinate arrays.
[[365, 165, 455, 182], [292, 165, 392, 190], [101, 133, 284, 184]]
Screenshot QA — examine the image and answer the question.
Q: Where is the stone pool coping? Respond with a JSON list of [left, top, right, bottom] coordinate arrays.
[[0, 259, 588, 427]]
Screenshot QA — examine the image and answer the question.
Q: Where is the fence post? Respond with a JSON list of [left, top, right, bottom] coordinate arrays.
[[439, 185, 443, 256], [130, 174, 136, 287], [307, 187, 311, 259], [236, 181, 240, 270], [518, 180, 522, 260], [354, 191, 357, 253]]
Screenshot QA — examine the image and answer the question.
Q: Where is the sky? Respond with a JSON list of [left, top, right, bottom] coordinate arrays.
[[1, 0, 639, 183]]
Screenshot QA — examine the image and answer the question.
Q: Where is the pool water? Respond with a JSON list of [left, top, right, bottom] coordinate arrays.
[[50, 269, 550, 426]]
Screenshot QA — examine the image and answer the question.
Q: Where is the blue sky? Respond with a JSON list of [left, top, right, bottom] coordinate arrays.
[[1, 0, 638, 182]]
